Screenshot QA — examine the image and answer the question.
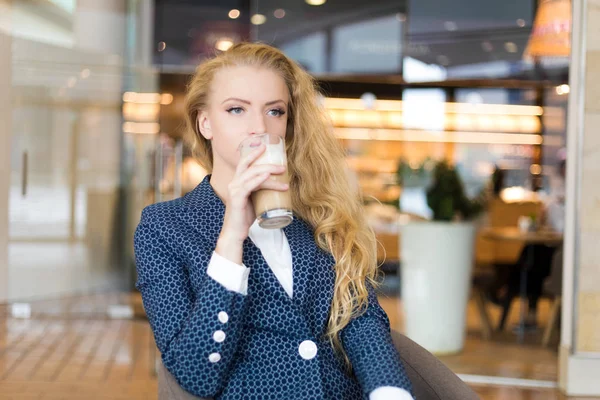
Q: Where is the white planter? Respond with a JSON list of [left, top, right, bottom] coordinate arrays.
[[400, 222, 475, 354]]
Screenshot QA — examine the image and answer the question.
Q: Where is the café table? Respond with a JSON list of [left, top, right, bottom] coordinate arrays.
[[479, 227, 563, 343]]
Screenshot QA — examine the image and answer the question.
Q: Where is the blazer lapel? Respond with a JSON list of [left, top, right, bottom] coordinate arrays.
[[177, 175, 225, 250], [242, 238, 294, 303], [177, 176, 299, 304], [177, 176, 322, 314], [283, 217, 318, 311]]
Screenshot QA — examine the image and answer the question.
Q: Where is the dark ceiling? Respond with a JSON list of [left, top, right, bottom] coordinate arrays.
[[153, 0, 566, 80]]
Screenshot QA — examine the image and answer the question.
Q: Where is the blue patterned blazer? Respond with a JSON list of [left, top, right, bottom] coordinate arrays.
[[134, 176, 413, 399]]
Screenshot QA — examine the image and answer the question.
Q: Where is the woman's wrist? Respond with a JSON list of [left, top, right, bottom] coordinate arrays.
[[215, 231, 245, 265]]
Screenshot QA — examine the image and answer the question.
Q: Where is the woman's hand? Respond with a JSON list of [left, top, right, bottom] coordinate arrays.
[[215, 143, 289, 264]]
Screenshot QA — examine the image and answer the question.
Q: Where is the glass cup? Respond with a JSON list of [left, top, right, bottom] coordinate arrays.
[[238, 134, 293, 229]]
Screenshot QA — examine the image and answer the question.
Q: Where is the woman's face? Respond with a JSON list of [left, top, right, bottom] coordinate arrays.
[[198, 65, 290, 172]]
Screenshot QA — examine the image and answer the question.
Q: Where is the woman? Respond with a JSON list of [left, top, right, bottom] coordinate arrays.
[[134, 43, 413, 400]]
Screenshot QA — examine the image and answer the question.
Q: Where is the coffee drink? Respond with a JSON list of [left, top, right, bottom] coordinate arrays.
[[239, 134, 293, 229]]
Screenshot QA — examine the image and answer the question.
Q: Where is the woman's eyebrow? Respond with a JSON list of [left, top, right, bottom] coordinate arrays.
[[221, 98, 287, 107], [221, 97, 251, 105], [265, 99, 287, 106]]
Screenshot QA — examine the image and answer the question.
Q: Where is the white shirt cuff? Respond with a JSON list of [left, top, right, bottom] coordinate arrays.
[[369, 386, 414, 400], [206, 251, 250, 295]]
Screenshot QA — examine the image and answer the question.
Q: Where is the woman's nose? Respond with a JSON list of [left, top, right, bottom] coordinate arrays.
[[249, 113, 267, 135]]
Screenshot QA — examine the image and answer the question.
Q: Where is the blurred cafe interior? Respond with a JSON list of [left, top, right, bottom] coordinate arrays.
[[1, 0, 600, 398]]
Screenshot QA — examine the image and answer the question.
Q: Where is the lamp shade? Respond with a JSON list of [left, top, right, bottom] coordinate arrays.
[[524, 0, 572, 59]]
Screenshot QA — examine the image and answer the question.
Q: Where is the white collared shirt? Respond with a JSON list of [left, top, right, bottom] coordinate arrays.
[[207, 221, 414, 400]]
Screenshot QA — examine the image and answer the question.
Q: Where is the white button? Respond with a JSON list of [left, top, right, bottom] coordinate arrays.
[[298, 340, 318, 360], [218, 311, 229, 324], [213, 330, 226, 343], [208, 353, 221, 363]]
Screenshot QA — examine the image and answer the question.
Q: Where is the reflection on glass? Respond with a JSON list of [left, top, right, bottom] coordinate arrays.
[[4, 0, 140, 301], [153, 0, 250, 67], [280, 32, 327, 74], [403, 57, 447, 82], [332, 15, 402, 74], [406, 0, 534, 79]]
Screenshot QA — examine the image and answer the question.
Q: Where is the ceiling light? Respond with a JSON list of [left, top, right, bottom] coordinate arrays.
[[516, 18, 526, 27], [228, 9, 240, 19], [123, 122, 160, 135], [334, 128, 543, 145], [251, 14, 267, 25], [215, 38, 234, 52], [481, 41, 494, 52], [123, 92, 136, 102], [274, 9, 285, 18], [305, 0, 326, 5], [504, 42, 518, 53], [360, 92, 377, 109], [530, 164, 542, 175], [444, 21, 457, 31], [122, 92, 162, 104], [160, 94, 174, 105], [555, 84, 570, 95], [323, 97, 543, 116]]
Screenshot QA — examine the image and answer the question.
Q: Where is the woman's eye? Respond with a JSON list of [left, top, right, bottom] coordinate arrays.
[[227, 107, 244, 115], [267, 108, 286, 117]]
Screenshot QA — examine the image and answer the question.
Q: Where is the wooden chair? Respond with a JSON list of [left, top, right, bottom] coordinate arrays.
[[471, 264, 495, 340], [542, 245, 563, 347], [471, 198, 545, 337]]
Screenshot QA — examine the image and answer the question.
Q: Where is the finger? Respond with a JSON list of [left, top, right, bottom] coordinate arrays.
[[258, 179, 289, 192], [238, 164, 285, 183], [244, 172, 289, 193], [236, 143, 266, 175], [241, 172, 271, 195], [229, 164, 286, 204]]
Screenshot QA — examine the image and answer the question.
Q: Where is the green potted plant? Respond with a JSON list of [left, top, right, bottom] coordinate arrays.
[[400, 160, 486, 354], [425, 160, 485, 221]]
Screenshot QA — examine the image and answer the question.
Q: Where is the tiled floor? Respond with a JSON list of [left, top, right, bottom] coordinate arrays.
[[0, 318, 157, 399], [471, 385, 594, 400], [379, 293, 560, 381], [0, 292, 596, 400]]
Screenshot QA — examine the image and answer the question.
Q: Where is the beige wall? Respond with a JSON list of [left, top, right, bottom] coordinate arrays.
[[560, 0, 600, 395], [575, 0, 600, 354], [0, 2, 11, 302]]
